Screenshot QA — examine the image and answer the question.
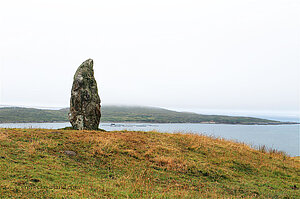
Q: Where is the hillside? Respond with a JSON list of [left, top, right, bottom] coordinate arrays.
[[0, 128, 299, 198], [0, 107, 67, 123], [0, 106, 285, 124]]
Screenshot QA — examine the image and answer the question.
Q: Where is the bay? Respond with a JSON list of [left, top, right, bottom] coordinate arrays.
[[0, 122, 298, 157]]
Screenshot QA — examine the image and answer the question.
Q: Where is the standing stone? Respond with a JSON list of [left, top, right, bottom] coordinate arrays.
[[69, 59, 101, 130]]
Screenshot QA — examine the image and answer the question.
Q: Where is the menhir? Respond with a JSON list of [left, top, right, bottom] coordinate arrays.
[[69, 59, 101, 130]]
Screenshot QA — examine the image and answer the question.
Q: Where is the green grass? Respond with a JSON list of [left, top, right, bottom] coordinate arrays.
[[0, 128, 299, 198], [0, 106, 283, 124]]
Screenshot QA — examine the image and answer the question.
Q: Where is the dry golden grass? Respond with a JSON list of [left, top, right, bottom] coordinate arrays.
[[0, 128, 299, 198], [0, 131, 8, 141]]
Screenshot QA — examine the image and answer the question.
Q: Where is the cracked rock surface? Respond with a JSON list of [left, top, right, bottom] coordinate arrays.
[[69, 59, 101, 130]]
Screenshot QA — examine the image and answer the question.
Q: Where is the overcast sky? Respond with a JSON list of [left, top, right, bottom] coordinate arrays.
[[0, 0, 299, 116]]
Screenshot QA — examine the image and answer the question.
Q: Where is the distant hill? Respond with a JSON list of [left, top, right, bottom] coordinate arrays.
[[100, 106, 281, 124], [0, 106, 292, 124], [0, 107, 68, 123]]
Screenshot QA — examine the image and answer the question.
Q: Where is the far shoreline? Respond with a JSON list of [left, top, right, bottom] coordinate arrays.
[[0, 121, 299, 125]]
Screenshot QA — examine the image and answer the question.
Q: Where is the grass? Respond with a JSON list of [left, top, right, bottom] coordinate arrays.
[[0, 128, 299, 198]]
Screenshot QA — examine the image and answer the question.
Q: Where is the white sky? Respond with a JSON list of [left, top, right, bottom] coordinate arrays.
[[0, 0, 299, 116]]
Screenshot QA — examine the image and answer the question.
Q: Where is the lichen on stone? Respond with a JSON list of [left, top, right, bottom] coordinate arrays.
[[69, 59, 101, 130]]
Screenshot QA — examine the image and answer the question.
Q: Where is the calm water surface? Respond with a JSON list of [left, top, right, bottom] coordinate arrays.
[[0, 122, 299, 156]]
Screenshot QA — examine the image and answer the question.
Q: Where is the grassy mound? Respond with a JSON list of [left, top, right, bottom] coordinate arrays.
[[0, 128, 299, 198]]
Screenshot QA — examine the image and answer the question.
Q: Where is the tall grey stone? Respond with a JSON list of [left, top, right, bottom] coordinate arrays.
[[69, 59, 101, 130]]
